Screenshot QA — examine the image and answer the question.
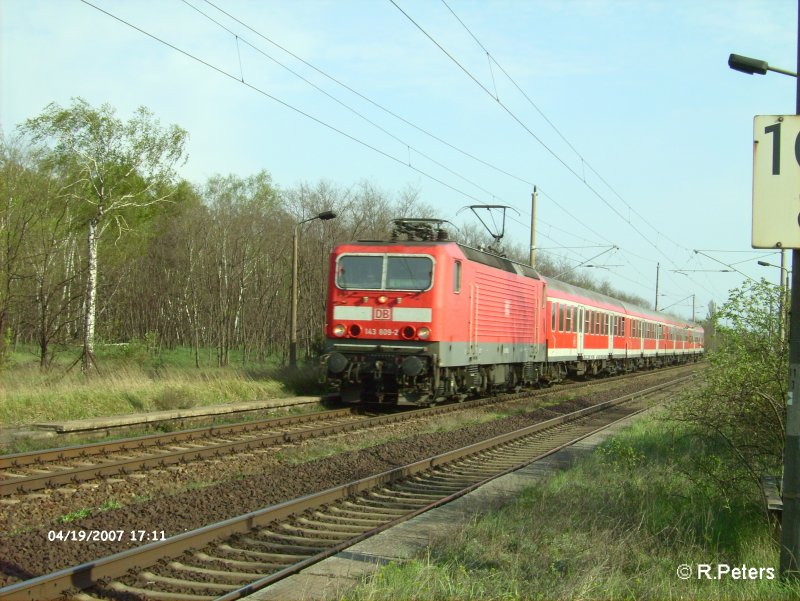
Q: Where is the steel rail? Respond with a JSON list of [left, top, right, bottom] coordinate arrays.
[[0, 408, 359, 469], [0, 363, 700, 496], [1, 362, 699, 471], [0, 374, 694, 601]]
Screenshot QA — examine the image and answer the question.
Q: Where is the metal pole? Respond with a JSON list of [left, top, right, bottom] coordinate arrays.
[[654, 263, 660, 311], [780, 250, 787, 341], [530, 186, 537, 268], [289, 222, 300, 368], [692, 294, 695, 322], [781, 1, 800, 577]]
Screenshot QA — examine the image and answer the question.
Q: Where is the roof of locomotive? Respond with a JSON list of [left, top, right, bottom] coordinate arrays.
[[340, 239, 542, 280]]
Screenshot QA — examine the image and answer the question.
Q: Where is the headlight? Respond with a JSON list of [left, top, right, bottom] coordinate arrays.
[[333, 324, 346, 337], [418, 326, 431, 340]]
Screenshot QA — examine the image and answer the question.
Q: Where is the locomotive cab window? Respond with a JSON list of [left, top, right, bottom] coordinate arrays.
[[453, 260, 461, 293], [387, 256, 433, 290], [336, 254, 434, 291], [337, 255, 383, 289]]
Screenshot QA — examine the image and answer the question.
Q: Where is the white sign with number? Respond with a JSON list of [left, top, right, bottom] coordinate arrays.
[[753, 115, 800, 248]]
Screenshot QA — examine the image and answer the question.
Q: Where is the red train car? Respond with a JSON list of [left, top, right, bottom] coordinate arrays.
[[544, 278, 704, 378], [322, 219, 703, 405]]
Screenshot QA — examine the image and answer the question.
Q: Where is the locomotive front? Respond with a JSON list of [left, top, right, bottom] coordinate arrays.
[[322, 239, 449, 404]]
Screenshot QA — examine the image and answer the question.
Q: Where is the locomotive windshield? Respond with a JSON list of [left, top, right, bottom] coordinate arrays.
[[336, 254, 433, 291]]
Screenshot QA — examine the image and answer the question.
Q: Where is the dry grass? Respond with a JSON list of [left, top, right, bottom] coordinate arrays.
[[0, 355, 289, 426]]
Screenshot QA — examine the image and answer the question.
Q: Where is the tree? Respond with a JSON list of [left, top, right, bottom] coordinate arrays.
[[201, 171, 281, 366], [20, 99, 187, 373], [671, 279, 786, 502], [0, 136, 37, 365]]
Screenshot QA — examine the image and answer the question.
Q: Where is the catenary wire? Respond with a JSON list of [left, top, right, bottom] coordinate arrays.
[[391, 0, 705, 298]]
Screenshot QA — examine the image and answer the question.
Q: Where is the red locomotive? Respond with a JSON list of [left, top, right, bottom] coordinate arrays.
[[322, 219, 703, 404]]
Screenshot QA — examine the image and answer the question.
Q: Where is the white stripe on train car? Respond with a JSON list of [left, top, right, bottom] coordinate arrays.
[[333, 306, 373, 320], [393, 307, 432, 322]]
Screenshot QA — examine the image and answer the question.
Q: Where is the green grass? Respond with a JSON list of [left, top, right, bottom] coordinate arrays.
[[345, 415, 800, 601], [57, 507, 93, 523], [0, 343, 323, 427]]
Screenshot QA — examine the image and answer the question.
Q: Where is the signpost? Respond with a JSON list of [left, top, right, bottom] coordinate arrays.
[[753, 115, 800, 248]]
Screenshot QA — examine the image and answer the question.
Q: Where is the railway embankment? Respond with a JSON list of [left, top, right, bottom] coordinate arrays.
[[0, 368, 692, 589], [340, 412, 798, 601]]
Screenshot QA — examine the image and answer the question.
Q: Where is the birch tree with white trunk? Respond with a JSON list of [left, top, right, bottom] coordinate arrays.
[[21, 98, 187, 374]]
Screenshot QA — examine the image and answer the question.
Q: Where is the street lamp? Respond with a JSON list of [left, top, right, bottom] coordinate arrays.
[[730, 43, 799, 578], [290, 210, 337, 368], [728, 53, 798, 77]]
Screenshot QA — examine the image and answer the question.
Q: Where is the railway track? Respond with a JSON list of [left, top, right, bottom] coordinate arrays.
[[0, 373, 694, 601], [0, 363, 700, 497]]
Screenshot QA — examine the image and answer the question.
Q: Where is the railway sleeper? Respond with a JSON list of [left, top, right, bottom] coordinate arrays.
[[411, 474, 481, 487], [295, 517, 377, 534], [274, 524, 355, 542], [216, 544, 302, 566], [167, 561, 260, 582], [312, 511, 388, 525], [248, 533, 328, 551], [378, 485, 447, 498], [108, 581, 215, 601], [194, 551, 289, 571], [234, 539, 319, 557], [395, 481, 465, 495], [371, 490, 441, 504], [139, 572, 240, 592], [364, 492, 428, 509], [341, 499, 410, 515]]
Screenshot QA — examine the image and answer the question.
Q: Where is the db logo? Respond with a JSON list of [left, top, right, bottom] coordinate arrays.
[[373, 307, 392, 320]]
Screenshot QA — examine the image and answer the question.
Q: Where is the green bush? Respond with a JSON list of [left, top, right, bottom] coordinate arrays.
[[671, 279, 786, 501]]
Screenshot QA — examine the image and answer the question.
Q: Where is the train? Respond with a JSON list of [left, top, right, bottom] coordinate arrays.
[[321, 218, 704, 405]]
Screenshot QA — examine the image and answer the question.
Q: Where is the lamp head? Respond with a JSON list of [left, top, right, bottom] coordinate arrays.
[[728, 53, 768, 75]]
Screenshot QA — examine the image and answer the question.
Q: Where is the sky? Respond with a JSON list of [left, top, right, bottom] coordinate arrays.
[[1, 0, 798, 322]]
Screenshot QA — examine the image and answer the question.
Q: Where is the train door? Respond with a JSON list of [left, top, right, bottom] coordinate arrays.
[[608, 315, 614, 355], [656, 324, 661, 354], [577, 307, 584, 356]]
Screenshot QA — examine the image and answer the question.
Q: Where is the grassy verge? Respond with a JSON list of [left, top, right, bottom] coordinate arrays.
[[0, 344, 323, 427], [345, 414, 799, 601]]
